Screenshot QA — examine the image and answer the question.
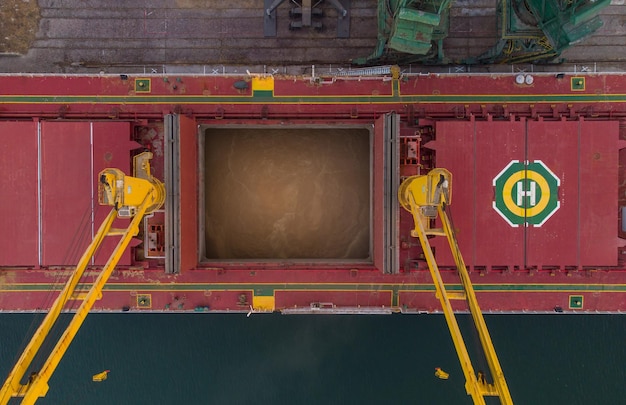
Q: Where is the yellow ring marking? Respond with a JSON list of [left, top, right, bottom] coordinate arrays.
[[502, 170, 550, 218]]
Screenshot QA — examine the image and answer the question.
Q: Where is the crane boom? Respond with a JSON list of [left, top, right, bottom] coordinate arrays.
[[0, 152, 164, 405], [398, 168, 513, 405]]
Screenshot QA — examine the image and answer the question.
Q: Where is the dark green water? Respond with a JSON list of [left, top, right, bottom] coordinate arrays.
[[1, 313, 625, 404]]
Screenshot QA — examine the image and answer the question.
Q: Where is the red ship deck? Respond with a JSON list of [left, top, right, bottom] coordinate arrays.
[[1, 71, 625, 314]]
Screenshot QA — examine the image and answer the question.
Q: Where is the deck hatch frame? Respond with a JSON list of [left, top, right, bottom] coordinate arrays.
[[198, 121, 376, 266]]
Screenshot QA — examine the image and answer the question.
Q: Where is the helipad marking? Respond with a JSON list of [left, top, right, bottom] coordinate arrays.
[[493, 160, 560, 227]]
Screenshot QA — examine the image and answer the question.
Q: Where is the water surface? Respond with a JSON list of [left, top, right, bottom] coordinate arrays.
[[0, 313, 624, 404]]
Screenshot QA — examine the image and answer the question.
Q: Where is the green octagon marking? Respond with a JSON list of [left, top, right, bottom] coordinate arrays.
[[492, 160, 560, 227]]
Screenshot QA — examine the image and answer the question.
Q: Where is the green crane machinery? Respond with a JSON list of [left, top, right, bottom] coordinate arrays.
[[353, 0, 610, 65]]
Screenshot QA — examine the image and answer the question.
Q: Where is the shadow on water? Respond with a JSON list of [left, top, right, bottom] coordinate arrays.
[[0, 313, 624, 404]]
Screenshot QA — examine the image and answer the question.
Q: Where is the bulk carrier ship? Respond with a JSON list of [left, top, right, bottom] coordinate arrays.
[[0, 0, 625, 316], [1, 67, 625, 314]]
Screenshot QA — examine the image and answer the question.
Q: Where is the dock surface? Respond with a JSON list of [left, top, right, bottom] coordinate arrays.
[[1, 0, 625, 72]]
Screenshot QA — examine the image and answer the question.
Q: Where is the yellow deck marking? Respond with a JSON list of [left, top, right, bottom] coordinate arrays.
[[251, 76, 274, 92], [252, 295, 275, 311]]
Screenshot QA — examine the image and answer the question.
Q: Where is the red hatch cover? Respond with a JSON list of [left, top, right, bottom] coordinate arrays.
[[41, 121, 137, 266], [1, 121, 138, 267], [428, 118, 620, 270], [0, 122, 39, 266]]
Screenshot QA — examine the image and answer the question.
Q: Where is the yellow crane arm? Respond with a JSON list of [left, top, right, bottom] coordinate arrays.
[[399, 168, 513, 405], [0, 152, 164, 405]]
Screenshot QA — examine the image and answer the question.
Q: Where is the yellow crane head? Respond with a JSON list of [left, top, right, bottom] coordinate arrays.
[[398, 168, 452, 237], [98, 151, 165, 218], [398, 168, 452, 213]]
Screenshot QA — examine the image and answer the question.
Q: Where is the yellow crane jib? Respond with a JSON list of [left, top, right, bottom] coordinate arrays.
[[398, 168, 513, 405], [0, 152, 164, 405]]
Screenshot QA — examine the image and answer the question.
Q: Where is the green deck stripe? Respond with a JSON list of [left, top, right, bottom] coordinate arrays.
[[0, 93, 624, 105], [2, 283, 625, 294], [252, 90, 274, 98]]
